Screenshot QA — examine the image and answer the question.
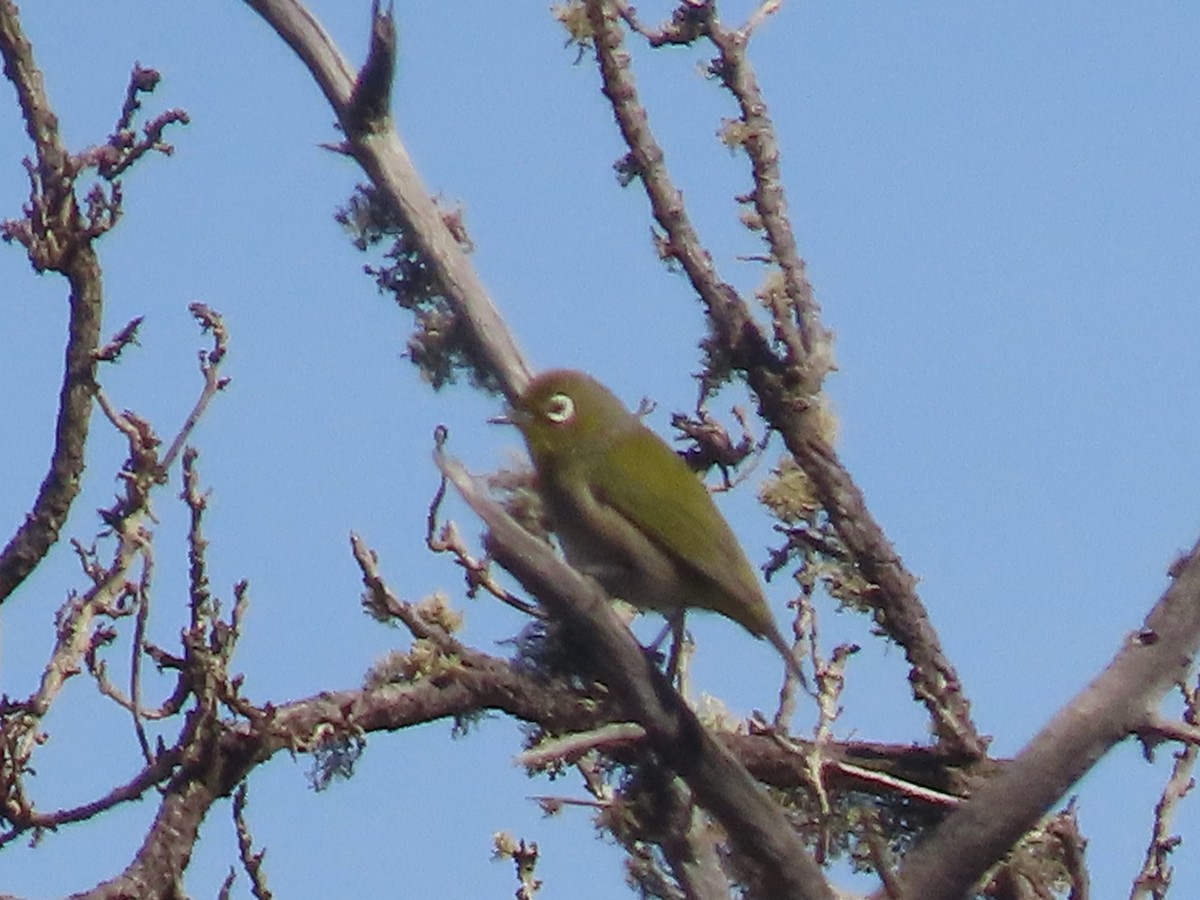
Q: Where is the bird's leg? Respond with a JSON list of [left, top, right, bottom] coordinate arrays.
[[664, 610, 688, 686], [643, 612, 689, 686]]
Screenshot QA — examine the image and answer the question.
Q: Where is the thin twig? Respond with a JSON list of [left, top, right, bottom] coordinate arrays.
[[1131, 677, 1200, 899], [516, 722, 647, 768], [0, 741, 180, 848], [424, 443, 543, 618], [130, 546, 155, 764], [160, 303, 231, 473], [232, 783, 273, 900]]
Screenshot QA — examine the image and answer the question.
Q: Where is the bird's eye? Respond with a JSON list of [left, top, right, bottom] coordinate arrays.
[[544, 393, 575, 424]]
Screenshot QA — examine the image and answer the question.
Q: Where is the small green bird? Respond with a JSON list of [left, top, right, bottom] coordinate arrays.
[[501, 369, 806, 686]]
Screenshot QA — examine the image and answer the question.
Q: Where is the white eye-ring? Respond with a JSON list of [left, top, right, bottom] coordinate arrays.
[[544, 393, 575, 424]]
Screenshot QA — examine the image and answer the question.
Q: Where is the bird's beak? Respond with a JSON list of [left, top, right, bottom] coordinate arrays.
[[489, 407, 522, 427]]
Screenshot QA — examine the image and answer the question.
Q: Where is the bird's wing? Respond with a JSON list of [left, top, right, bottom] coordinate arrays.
[[590, 424, 768, 628]]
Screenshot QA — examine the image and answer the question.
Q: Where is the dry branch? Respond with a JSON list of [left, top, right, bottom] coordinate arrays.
[[889, 537, 1200, 898], [243, 0, 532, 397], [0, 3, 187, 604]]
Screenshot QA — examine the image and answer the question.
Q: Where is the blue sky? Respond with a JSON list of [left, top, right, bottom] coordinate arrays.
[[2, 2, 1200, 897]]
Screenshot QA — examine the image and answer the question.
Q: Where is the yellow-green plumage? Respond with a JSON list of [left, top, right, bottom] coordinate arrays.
[[507, 369, 804, 683]]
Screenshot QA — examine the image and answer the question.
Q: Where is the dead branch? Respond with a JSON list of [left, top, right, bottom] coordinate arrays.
[[242, 0, 532, 397], [889, 537, 1200, 899], [0, 5, 187, 604]]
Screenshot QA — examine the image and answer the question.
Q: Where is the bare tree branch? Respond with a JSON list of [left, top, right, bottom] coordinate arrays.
[[0, 4, 186, 604], [889, 537, 1200, 899], [241, 0, 532, 398]]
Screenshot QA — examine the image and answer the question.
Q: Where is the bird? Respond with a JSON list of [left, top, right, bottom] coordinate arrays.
[[499, 368, 806, 686]]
